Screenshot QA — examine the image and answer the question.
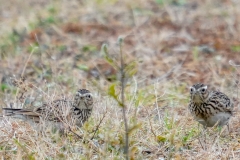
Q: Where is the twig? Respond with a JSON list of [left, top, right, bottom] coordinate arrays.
[[197, 133, 205, 150], [14, 48, 37, 102], [69, 128, 82, 139], [21, 48, 37, 78], [146, 109, 157, 138], [91, 110, 107, 140], [229, 60, 240, 67]]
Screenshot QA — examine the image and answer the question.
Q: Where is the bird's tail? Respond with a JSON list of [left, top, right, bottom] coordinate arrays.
[[2, 108, 40, 122], [3, 108, 24, 116]]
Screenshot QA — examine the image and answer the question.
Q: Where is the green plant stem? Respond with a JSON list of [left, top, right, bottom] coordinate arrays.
[[120, 41, 129, 160]]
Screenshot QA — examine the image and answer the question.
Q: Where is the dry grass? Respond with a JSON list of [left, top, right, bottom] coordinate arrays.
[[0, 0, 240, 159]]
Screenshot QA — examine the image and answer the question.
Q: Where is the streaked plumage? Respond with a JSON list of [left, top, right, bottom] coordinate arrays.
[[188, 83, 233, 127], [2, 89, 93, 128]]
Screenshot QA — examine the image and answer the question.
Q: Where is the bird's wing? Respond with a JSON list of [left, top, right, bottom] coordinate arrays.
[[210, 91, 233, 112], [35, 100, 74, 122]]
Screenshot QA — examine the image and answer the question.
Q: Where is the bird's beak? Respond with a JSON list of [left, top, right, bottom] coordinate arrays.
[[193, 92, 203, 103], [79, 95, 84, 99]]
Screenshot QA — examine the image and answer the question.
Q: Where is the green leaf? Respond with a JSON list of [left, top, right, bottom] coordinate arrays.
[[156, 0, 166, 5], [1, 83, 10, 92], [82, 45, 97, 52], [124, 60, 137, 78], [156, 135, 166, 142], [108, 83, 124, 107], [77, 64, 89, 71], [231, 45, 240, 52], [192, 46, 199, 61], [117, 36, 123, 45], [58, 45, 67, 52], [108, 83, 118, 100], [101, 44, 118, 69], [128, 123, 142, 135], [117, 100, 123, 107], [45, 16, 56, 24], [48, 6, 57, 14]]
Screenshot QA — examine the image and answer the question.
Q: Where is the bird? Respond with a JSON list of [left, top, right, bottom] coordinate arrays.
[[2, 89, 93, 129], [188, 83, 233, 128]]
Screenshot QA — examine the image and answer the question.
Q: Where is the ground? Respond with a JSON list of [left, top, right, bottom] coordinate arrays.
[[0, 0, 240, 159]]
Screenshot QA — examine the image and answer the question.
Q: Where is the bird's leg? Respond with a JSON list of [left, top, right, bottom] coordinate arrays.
[[203, 125, 208, 150], [218, 123, 231, 137], [227, 123, 231, 135], [197, 124, 206, 150]]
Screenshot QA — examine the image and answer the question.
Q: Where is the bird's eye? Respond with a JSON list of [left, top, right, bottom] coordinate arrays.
[[190, 87, 194, 93], [201, 88, 206, 93], [87, 95, 91, 98]]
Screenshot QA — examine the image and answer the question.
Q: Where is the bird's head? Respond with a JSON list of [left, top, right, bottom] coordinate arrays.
[[73, 89, 93, 109], [190, 83, 209, 103]]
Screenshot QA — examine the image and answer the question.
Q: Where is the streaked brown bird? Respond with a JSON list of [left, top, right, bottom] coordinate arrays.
[[188, 83, 233, 128], [2, 89, 93, 129]]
